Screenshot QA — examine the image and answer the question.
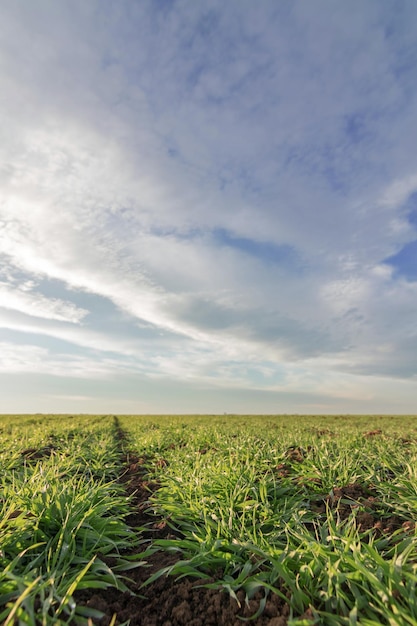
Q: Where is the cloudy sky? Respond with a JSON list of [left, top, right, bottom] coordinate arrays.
[[1, 1, 417, 414]]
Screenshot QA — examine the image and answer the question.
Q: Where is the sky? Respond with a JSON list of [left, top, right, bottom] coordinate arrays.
[[1, 1, 417, 415]]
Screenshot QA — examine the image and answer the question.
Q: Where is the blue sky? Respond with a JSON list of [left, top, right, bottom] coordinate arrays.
[[1, 1, 417, 414]]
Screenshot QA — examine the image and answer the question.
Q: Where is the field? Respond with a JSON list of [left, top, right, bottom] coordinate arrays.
[[1, 414, 417, 626]]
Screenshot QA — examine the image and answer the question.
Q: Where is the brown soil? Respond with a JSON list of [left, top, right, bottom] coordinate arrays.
[[312, 428, 335, 437], [364, 429, 382, 437], [75, 424, 414, 625], [20, 445, 58, 460], [311, 483, 415, 534], [77, 573, 292, 626], [274, 462, 292, 478], [284, 446, 310, 462], [118, 452, 177, 540], [75, 424, 295, 625]]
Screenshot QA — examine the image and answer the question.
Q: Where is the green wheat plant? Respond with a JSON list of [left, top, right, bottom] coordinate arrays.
[[121, 414, 417, 625]]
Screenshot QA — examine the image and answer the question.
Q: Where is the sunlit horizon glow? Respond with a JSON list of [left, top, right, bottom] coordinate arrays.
[[1, 2, 417, 414]]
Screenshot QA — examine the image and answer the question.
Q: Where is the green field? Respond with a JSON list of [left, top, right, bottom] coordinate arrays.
[[1, 414, 417, 625]]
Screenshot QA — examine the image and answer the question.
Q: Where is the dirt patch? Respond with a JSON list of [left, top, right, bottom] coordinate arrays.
[[119, 453, 176, 539], [364, 429, 382, 437], [274, 463, 292, 478], [78, 574, 292, 626], [284, 446, 310, 462], [75, 430, 294, 625], [310, 428, 335, 438], [311, 483, 415, 535], [399, 437, 416, 446], [197, 447, 218, 455], [20, 445, 58, 460]]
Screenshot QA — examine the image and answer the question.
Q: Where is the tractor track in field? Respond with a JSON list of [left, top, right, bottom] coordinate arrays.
[[74, 422, 416, 625], [10, 418, 417, 625], [75, 418, 293, 626]]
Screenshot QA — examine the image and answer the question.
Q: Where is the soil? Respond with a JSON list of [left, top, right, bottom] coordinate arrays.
[[74, 422, 295, 625], [76, 573, 292, 626], [20, 445, 58, 460], [364, 429, 383, 437], [311, 483, 415, 534], [74, 423, 415, 625]]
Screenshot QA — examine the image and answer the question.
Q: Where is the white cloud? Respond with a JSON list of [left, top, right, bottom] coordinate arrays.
[[380, 174, 417, 212], [1, 2, 417, 410], [0, 340, 145, 379], [0, 309, 137, 356], [0, 283, 88, 323]]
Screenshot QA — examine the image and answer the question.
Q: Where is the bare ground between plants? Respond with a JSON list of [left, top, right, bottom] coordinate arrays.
[[75, 425, 415, 626], [74, 449, 293, 626]]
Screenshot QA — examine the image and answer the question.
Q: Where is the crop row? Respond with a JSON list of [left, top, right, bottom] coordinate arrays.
[[0, 415, 145, 625], [119, 415, 417, 625], [1, 414, 417, 625]]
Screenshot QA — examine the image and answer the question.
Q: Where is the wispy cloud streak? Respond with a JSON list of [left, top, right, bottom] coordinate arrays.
[[1, 1, 417, 412]]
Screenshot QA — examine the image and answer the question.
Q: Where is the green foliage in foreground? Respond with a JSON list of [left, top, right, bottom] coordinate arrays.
[[0, 415, 145, 625], [120, 414, 417, 625], [1, 413, 417, 625]]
